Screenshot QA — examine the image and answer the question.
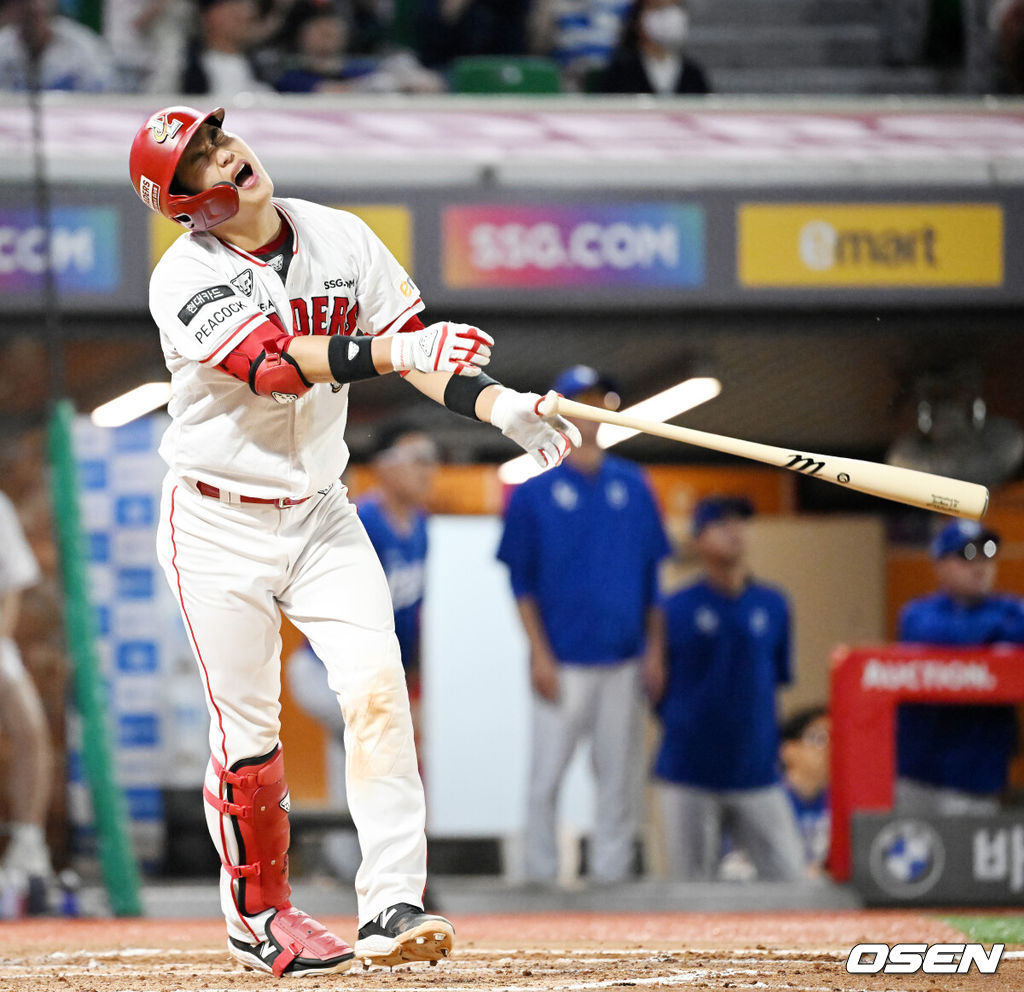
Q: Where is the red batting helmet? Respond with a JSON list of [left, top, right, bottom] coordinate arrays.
[[129, 106, 240, 232]]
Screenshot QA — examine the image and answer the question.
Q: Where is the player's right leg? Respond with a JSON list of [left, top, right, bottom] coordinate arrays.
[[156, 477, 353, 977]]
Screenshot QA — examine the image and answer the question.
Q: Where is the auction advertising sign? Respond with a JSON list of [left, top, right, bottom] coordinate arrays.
[[0, 206, 120, 294], [442, 203, 705, 289], [738, 203, 1003, 288]]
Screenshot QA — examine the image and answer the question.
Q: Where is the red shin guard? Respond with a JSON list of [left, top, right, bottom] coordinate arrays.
[[204, 747, 292, 916]]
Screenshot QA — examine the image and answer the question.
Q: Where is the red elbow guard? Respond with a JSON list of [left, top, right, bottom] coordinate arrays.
[[217, 317, 312, 403], [250, 335, 313, 404]]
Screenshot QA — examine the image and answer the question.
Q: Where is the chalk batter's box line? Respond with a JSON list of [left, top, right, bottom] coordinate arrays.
[[35, 946, 1024, 960]]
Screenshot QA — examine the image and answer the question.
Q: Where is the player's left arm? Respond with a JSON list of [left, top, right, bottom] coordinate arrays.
[[403, 369, 582, 469]]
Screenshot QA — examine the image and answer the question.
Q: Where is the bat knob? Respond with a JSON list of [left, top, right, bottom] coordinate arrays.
[[537, 390, 560, 418]]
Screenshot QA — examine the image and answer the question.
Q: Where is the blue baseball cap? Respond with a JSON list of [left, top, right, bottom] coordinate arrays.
[[930, 519, 1000, 560], [551, 365, 618, 400], [691, 495, 755, 536]]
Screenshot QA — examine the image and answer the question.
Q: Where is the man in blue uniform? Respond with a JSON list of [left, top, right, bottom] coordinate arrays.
[[497, 366, 669, 885], [651, 495, 804, 881], [896, 518, 1024, 814]]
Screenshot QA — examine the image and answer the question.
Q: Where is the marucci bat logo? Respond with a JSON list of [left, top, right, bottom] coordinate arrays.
[[785, 454, 826, 476]]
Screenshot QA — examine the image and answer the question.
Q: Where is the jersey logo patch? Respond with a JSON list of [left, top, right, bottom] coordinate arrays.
[[696, 606, 719, 634], [552, 479, 578, 511], [230, 268, 254, 297], [267, 255, 284, 272], [177, 285, 235, 326], [606, 480, 629, 509]]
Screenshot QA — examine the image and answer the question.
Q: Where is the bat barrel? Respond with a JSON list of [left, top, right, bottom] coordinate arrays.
[[540, 394, 989, 520]]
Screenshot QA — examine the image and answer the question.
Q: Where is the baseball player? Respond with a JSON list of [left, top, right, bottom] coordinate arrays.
[[652, 496, 805, 881], [128, 105, 580, 977], [896, 519, 1024, 814], [0, 489, 55, 904], [497, 366, 670, 885]]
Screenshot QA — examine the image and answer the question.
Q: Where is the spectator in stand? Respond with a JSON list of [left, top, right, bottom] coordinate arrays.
[[180, 0, 274, 96], [896, 519, 1024, 814], [0, 0, 117, 91], [0, 488, 55, 909], [497, 366, 669, 886], [595, 0, 709, 95], [416, 0, 531, 69], [275, 0, 443, 93], [287, 425, 439, 881], [651, 496, 804, 881], [529, 0, 631, 91], [779, 705, 830, 875], [102, 0, 192, 91], [351, 0, 417, 54], [994, 0, 1024, 92]]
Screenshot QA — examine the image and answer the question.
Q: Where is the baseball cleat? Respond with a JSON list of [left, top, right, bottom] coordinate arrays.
[[228, 906, 354, 977], [355, 902, 455, 968]]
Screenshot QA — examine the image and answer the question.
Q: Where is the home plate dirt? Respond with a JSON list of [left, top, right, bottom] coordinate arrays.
[[0, 911, 1018, 991]]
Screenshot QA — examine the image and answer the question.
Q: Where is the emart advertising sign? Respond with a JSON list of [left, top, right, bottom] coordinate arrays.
[[443, 204, 705, 289], [738, 204, 1003, 288]]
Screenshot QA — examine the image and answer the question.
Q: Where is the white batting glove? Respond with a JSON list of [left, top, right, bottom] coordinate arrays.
[[489, 388, 582, 469], [390, 321, 493, 376]]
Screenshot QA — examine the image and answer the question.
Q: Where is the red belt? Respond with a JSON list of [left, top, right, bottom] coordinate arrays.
[[195, 481, 314, 508]]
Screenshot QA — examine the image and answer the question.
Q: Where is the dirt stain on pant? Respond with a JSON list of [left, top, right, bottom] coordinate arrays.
[[346, 682, 417, 779]]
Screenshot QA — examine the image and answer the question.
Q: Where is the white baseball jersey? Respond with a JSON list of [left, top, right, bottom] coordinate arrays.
[[149, 198, 424, 500], [0, 491, 40, 596]]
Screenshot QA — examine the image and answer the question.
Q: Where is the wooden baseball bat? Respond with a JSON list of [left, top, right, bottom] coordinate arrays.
[[539, 394, 989, 520]]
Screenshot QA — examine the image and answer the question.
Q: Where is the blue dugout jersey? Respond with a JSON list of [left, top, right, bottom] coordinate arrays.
[[897, 592, 1024, 794], [654, 578, 791, 790], [496, 456, 670, 664], [358, 495, 427, 673]]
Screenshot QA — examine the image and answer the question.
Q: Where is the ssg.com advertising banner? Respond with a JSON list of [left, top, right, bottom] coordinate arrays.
[[738, 204, 1003, 288], [0, 207, 120, 295], [442, 204, 706, 290]]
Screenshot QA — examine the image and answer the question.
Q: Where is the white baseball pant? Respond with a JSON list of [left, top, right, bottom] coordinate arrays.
[[657, 780, 806, 881], [156, 475, 426, 942], [525, 659, 643, 884]]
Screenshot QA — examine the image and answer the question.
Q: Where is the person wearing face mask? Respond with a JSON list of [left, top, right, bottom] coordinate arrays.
[[895, 519, 1024, 816], [595, 0, 709, 95]]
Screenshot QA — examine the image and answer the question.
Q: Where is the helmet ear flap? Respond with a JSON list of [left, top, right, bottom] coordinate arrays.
[[168, 181, 240, 232], [129, 106, 236, 230]]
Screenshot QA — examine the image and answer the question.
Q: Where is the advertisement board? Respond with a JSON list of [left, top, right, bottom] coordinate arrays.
[[442, 203, 705, 289], [853, 812, 1024, 906], [0, 206, 120, 294], [738, 204, 1003, 288]]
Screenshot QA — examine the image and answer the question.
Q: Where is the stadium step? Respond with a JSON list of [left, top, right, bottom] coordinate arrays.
[[689, 0, 881, 29], [710, 65, 959, 96], [687, 24, 886, 70]]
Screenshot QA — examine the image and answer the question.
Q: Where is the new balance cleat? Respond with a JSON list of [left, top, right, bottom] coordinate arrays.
[[228, 906, 354, 977], [355, 902, 454, 968]]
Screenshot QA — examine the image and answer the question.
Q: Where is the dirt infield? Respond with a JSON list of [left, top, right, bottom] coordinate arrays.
[[0, 911, 1018, 992]]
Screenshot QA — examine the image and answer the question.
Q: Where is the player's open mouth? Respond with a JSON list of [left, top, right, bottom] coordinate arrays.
[[234, 163, 257, 188]]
